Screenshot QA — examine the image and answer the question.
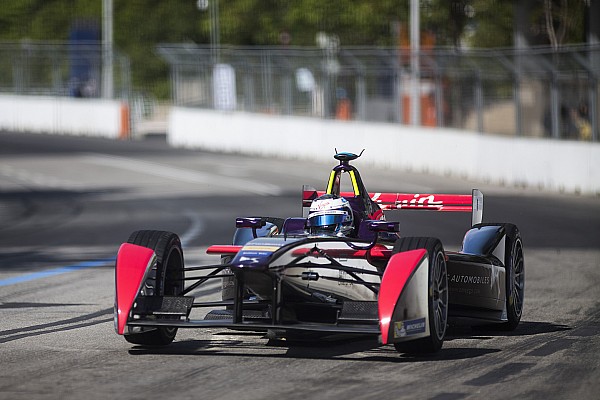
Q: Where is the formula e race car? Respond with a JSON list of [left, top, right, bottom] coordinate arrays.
[[114, 151, 524, 354]]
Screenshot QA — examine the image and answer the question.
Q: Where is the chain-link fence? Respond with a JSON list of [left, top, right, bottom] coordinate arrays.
[[1, 40, 597, 142], [158, 44, 600, 142], [0, 41, 130, 100]]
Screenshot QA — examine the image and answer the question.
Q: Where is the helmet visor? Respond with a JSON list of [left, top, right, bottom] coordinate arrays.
[[307, 213, 348, 228]]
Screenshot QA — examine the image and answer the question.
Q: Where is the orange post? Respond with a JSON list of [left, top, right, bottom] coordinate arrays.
[[336, 98, 352, 120], [119, 103, 130, 139]]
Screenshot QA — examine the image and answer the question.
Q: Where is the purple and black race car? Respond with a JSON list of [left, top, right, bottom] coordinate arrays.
[[114, 151, 524, 354]]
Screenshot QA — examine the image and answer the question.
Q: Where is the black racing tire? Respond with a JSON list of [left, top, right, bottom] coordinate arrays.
[[391, 237, 448, 354], [469, 223, 525, 331], [499, 223, 524, 330], [123, 230, 184, 346]]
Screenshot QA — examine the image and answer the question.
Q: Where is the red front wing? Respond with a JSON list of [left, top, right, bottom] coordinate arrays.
[[114, 243, 156, 335], [378, 249, 429, 344]]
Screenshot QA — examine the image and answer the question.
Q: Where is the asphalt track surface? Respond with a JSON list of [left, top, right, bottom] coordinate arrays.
[[0, 132, 599, 400]]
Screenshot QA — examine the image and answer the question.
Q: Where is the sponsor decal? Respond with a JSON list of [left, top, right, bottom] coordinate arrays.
[[238, 243, 285, 257], [239, 252, 270, 258], [394, 317, 427, 338], [449, 274, 490, 285], [234, 241, 287, 265], [396, 194, 443, 208], [242, 245, 281, 252], [312, 200, 332, 210], [449, 287, 481, 295], [238, 256, 262, 263]]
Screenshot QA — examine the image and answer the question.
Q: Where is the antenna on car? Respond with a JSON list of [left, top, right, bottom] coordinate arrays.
[[334, 148, 365, 157], [333, 149, 365, 165]]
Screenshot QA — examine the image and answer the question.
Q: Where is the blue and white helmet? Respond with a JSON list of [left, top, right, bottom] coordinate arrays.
[[307, 194, 354, 236]]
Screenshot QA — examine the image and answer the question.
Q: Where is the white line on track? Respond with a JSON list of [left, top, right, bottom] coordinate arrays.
[[0, 165, 79, 190], [180, 210, 205, 247], [81, 153, 282, 196]]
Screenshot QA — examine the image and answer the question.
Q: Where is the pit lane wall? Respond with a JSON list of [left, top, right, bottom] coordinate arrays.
[[169, 108, 600, 195], [0, 95, 127, 139]]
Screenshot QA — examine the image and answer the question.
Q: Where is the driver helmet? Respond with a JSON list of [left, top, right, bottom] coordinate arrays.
[[307, 194, 354, 236]]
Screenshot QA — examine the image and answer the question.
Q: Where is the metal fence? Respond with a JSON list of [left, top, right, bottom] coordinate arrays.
[[1, 41, 597, 142], [0, 41, 131, 100], [158, 44, 600, 142]]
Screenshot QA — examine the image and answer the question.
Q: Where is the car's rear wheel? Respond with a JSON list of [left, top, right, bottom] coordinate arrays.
[[391, 237, 448, 354], [124, 230, 184, 346], [501, 224, 524, 330]]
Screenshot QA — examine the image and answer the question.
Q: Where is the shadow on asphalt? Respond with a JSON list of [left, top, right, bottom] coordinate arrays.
[[445, 320, 571, 339], [126, 320, 570, 362], [127, 336, 503, 362]]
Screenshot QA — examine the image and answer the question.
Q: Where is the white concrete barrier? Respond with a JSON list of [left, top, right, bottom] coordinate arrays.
[[169, 108, 600, 195], [0, 95, 128, 139]]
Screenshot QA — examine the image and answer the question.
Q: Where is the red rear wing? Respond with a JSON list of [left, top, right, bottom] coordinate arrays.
[[303, 187, 483, 225]]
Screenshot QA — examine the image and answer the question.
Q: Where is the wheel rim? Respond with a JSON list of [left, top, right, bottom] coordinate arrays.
[[432, 251, 448, 340], [512, 240, 525, 317], [162, 245, 184, 336], [164, 246, 184, 296]]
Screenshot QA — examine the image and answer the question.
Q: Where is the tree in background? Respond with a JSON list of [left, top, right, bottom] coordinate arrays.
[[113, 0, 208, 98], [540, 0, 587, 49], [0, 0, 590, 98]]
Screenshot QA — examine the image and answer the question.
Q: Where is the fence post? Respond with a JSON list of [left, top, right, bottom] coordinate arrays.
[[393, 71, 402, 123], [171, 65, 179, 106], [475, 70, 484, 133], [52, 50, 62, 96], [589, 76, 598, 142], [356, 72, 366, 121], [262, 50, 273, 112], [435, 71, 444, 127], [550, 72, 560, 139], [244, 71, 255, 112], [514, 75, 522, 136], [282, 75, 292, 115]]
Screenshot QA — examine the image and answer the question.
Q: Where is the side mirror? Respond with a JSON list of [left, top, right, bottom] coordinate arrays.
[[368, 220, 400, 233], [348, 220, 400, 251], [236, 217, 266, 229], [236, 217, 267, 238]]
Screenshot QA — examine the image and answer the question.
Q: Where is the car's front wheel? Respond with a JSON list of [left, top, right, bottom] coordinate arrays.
[[391, 237, 448, 354], [123, 230, 184, 346]]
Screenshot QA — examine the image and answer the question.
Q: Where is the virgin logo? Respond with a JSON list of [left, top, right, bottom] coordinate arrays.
[[397, 194, 443, 207], [314, 201, 332, 210]]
